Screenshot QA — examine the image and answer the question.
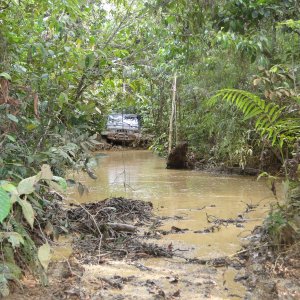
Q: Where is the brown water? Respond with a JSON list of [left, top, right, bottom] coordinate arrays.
[[64, 150, 276, 299], [68, 150, 274, 257]]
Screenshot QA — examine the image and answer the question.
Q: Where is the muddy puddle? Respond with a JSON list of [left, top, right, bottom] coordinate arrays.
[[61, 150, 276, 299], [68, 151, 275, 257]]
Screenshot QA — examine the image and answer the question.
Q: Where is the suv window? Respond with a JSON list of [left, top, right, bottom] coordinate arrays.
[[107, 114, 139, 130]]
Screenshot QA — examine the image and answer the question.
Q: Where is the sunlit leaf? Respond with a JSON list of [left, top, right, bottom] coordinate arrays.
[[38, 243, 52, 271], [40, 164, 53, 180], [5, 135, 16, 142], [47, 181, 61, 193], [0, 274, 9, 297], [18, 199, 35, 228], [0, 181, 17, 196], [17, 176, 37, 195], [0, 72, 11, 80]]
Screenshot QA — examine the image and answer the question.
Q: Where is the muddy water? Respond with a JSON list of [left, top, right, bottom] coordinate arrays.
[[65, 150, 276, 299], [68, 150, 274, 257]]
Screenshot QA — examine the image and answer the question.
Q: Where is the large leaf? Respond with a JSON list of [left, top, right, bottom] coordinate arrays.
[[0, 262, 22, 296], [38, 243, 51, 271], [39, 164, 53, 180], [17, 176, 37, 195], [209, 88, 300, 148], [0, 188, 11, 223], [18, 199, 35, 228]]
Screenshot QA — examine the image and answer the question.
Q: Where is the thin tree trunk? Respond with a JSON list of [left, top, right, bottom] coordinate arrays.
[[168, 73, 177, 154], [158, 81, 164, 134]]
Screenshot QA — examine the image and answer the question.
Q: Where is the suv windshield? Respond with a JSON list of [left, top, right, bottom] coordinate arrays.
[[107, 114, 139, 130]]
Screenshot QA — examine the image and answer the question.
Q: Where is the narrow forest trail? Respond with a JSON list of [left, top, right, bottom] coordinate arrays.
[[53, 150, 275, 299]]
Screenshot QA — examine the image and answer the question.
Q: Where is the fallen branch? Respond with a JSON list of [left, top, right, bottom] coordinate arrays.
[[206, 213, 245, 226], [107, 223, 136, 232]]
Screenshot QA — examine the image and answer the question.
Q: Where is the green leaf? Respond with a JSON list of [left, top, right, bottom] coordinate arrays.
[[38, 243, 52, 271], [5, 135, 16, 142], [85, 53, 95, 68], [47, 49, 55, 57], [17, 176, 37, 195], [166, 15, 176, 24], [244, 107, 262, 120], [257, 171, 269, 180], [7, 114, 18, 123], [0, 72, 11, 81], [18, 199, 35, 228], [0, 262, 21, 280], [0, 181, 17, 196], [57, 92, 68, 108], [14, 64, 27, 73], [52, 176, 67, 192], [0, 274, 9, 297], [0, 188, 11, 223], [252, 10, 258, 19], [7, 232, 24, 248], [48, 181, 64, 193], [41, 73, 49, 79], [26, 123, 39, 131]]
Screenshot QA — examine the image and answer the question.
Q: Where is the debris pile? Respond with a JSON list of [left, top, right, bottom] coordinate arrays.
[[63, 197, 172, 263], [67, 197, 155, 234], [235, 225, 300, 299]]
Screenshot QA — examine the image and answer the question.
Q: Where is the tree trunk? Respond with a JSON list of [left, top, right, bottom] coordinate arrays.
[[168, 73, 177, 154]]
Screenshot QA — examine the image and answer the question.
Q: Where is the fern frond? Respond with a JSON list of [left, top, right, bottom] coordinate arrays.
[[208, 89, 300, 148]]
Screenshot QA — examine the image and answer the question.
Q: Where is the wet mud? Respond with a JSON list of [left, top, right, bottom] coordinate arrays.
[[9, 150, 282, 299]]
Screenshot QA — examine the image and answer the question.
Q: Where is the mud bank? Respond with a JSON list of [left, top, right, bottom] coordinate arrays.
[[9, 197, 247, 300], [235, 225, 300, 299], [9, 196, 299, 300], [8, 150, 283, 299]]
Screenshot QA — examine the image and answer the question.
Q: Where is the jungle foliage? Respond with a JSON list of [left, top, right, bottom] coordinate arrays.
[[0, 0, 299, 295]]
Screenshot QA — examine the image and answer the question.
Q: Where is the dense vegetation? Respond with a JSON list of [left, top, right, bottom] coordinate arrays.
[[0, 0, 299, 296]]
